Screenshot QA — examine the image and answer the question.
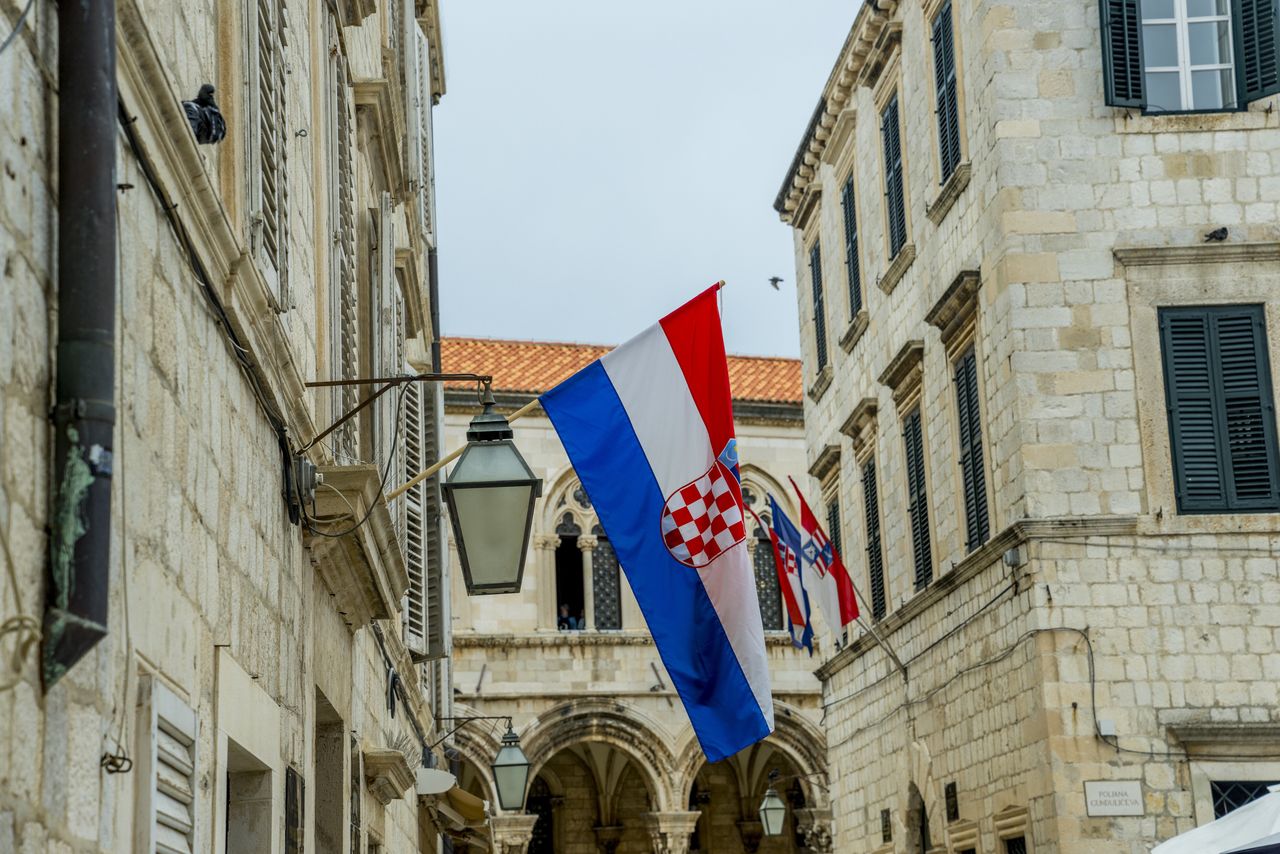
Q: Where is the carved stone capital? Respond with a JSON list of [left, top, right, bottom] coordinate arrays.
[[577, 535, 599, 551], [594, 823, 624, 854], [534, 533, 561, 550], [794, 808, 834, 853], [643, 811, 702, 854], [489, 813, 540, 854], [736, 818, 763, 853]]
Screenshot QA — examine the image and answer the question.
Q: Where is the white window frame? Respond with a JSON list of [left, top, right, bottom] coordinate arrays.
[[1142, 0, 1236, 112]]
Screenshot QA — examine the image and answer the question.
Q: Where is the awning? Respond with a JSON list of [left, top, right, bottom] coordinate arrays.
[[446, 786, 487, 823], [1153, 789, 1280, 854]]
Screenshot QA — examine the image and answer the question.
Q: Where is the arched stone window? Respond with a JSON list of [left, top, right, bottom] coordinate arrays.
[[591, 524, 623, 630]]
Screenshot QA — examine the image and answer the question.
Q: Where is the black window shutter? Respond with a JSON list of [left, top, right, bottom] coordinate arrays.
[[954, 347, 990, 551], [1160, 305, 1280, 513], [285, 766, 304, 854], [932, 2, 963, 180], [826, 497, 843, 557], [1234, 0, 1280, 104], [1100, 0, 1145, 107], [903, 409, 933, 589], [811, 243, 829, 370], [862, 459, 887, 620], [881, 96, 907, 257], [841, 177, 862, 317]]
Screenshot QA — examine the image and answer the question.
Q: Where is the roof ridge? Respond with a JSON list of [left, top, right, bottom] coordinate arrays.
[[442, 336, 799, 364]]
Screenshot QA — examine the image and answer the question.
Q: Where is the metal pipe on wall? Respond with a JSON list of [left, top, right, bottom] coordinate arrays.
[[44, 0, 118, 689]]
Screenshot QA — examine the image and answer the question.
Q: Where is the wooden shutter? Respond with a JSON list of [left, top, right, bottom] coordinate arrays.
[[810, 243, 828, 371], [371, 194, 397, 478], [285, 767, 304, 854], [328, 18, 358, 460], [841, 177, 862, 317], [136, 676, 198, 854], [932, 2, 962, 181], [881, 96, 907, 257], [408, 24, 436, 243], [1234, 0, 1280, 103], [862, 459, 887, 620], [252, 0, 290, 304], [1161, 305, 1280, 512], [954, 347, 990, 551], [1100, 0, 1145, 107], [903, 409, 933, 589], [402, 379, 429, 657], [424, 381, 451, 659]]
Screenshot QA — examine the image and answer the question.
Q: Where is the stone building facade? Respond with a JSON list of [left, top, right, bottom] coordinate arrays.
[[774, 0, 1280, 852], [439, 338, 833, 854], [1, 2, 461, 852]]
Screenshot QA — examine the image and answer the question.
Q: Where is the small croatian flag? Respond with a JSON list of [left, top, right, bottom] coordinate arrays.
[[540, 286, 774, 761]]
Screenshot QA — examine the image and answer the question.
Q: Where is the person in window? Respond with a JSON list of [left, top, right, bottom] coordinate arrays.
[[574, 610, 586, 630], [557, 604, 572, 631]]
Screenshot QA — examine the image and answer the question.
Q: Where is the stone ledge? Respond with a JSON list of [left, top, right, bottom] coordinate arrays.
[[1113, 104, 1277, 135], [808, 444, 842, 481], [1167, 722, 1280, 754], [1114, 241, 1280, 267], [877, 243, 916, 294], [838, 310, 869, 354], [363, 748, 415, 805], [453, 631, 811, 649], [808, 364, 834, 403], [925, 162, 971, 226]]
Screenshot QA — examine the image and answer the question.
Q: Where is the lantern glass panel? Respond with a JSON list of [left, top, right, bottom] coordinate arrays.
[[759, 789, 787, 836], [491, 744, 530, 811], [450, 482, 534, 589]]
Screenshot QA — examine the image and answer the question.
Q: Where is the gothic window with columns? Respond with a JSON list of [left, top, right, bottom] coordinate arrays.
[[742, 483, 784, 632], [591, 524, 623, 630], [554, 514, 585, 629]]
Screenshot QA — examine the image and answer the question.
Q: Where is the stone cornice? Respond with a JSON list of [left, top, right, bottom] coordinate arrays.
[[877, 340, 925, 409], [1167, 722, 1280, 752], [815, 516, 1140, 680], [808, 444, 842, 482], [1113, 241, 1280, 266], [925, 269, 981, 345], [775, 0, 901, 222], [416, 1, 447, 98], [116, 0, 317, 446], [354, 78, 406, 202]]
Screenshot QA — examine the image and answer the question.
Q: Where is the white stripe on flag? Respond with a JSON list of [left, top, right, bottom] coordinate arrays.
[[601, 324, 715, 498], [698, 542, 775, 729]]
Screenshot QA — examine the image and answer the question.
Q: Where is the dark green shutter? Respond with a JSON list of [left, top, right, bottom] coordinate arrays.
[[285, 767, 304, 854], [810, 243, 828, 371], [862, 459, 887, 620], [903, 409, 933, 589], [932, 2, 962, 180], [1234, 0, 1280, 103], [881, 96, 907, 257], [1160, 305, 1280, 513], [841, 177, 862, 317], [826, 498, 843, 557], [954, 347, 990, 551], [1100, 0, 1145, 108]]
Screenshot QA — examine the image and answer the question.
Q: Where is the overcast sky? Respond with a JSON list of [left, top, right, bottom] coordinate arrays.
[[433, 2, 854, 359]]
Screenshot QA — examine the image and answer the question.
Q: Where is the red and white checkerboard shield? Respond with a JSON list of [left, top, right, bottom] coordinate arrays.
[[661, 461, 746, 568]]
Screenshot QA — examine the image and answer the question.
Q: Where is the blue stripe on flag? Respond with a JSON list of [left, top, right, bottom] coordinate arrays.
[[542, 361, 770, 762]]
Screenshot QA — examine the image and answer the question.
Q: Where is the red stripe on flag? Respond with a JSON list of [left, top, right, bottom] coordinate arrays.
[[790, 477, 859, 626], [659, 285, 736, 456]]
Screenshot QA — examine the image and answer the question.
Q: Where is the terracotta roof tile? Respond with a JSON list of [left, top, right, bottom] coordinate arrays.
[[442, 337, 802, 405]]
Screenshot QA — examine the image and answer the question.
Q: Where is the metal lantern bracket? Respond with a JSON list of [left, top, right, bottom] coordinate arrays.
[[300, 372, 494, 453], [429, 715, 514, 750]]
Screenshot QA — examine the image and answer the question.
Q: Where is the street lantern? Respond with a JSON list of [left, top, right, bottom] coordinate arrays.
[[759, 779, 787, 836], [442, 389, 542, 595], [490, 725, 531, 811]]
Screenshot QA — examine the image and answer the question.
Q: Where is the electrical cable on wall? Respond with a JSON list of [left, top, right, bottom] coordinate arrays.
[[0, 0, 36, 57]]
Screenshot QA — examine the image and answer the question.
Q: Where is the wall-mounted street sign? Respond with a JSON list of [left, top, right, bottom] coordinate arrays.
[[1084, 780, 1145, 816]]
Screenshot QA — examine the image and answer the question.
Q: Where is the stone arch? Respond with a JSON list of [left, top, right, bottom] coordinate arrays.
[[738, 463, 796, 523], [673, 701, 829, 810], [894, 741, 944, 852], [522, 699, 676, 811], [541, 466, 598, 534]]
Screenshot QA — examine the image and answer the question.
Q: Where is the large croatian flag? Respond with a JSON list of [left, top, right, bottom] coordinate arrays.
[[540, 286, 774, 761]]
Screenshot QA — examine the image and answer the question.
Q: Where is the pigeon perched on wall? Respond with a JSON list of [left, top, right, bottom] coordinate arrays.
[[1204, 227, 1229, 242], [182, 84, 226, 145]]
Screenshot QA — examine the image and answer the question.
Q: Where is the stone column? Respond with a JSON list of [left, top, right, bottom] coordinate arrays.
[[578, 534, 598, 630], [793, 808, 834, 853], [533, 534, 560, 630], [643, 811, 702, 854], [489, 813, 539, 854]]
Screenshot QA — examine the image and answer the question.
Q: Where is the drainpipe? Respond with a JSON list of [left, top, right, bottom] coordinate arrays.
[[44, 0, 118, 689], [428, 246, 441, 372]]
